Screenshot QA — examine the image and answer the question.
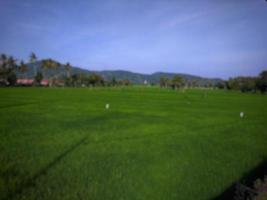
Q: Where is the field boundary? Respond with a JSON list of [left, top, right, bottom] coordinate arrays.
[[0, 102, 37, 110]]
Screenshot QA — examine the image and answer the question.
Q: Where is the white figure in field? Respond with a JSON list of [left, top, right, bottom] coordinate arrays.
[[240, 112, 244, 118], [144, 80, 148, 85], [105, 103, 110, 110]]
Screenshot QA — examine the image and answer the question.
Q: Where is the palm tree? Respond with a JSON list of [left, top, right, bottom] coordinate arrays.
[[257, 70, 267, 93], [6, 56, 18, 74], [49, 59, 60, 84], [111, 76, 117, 86], [41, 59, 61, 86], [160, 76, 169, 88], [18, 61, 28, 79], [0, 54, 7, 67], [5, 56, 17, 85], [53, 60, 61, 79], [29, 52, 37, 62], [29, 52, 37, 76], [64, 62, 72, 78], [7, 56, 16, 66], [41, 59, 49, 80], [171, 75, 184, 90], [0, 54, 7, 70], [34, 71, 43, 85], [0, 55, 18, 85], [0, 54, 11, 75], [0, 54, 8, 81]]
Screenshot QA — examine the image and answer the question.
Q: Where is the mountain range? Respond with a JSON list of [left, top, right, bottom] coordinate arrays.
[[16, 60, 223, 86]]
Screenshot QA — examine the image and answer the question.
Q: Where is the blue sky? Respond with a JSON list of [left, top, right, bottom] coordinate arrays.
[[0, 0, 267, 78]]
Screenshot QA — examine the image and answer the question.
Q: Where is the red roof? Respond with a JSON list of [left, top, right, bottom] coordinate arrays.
[[17, 79, 34, 85], [41, 80, 49, 85]]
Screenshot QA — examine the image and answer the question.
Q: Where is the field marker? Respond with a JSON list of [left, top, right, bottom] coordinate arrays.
[[105, 103, 110, 110], [240, 112, 244, 118]]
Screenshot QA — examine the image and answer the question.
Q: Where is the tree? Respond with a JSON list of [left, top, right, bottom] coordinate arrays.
[[0, 54, 7, 61], [228, 77, 242, 90], [0, 54, 8, 83], [228, 77, 257, 92], [171, 75, 184, 89], [88, 73, 104, 86], [41, 59, 61, 84], [29, 52, 37, 63], [192, 80, 198, 88], [0, 54, 7, 69], [65, 77, 72, 86], [215, 81, 226, 89], [41, 59, 49, 79], [160, 76, 169, 88], [29, 52, 37, 76], [257, 71, 267, 93], [111, 76, 117, 86], [51, 60, 61, 78], [122, 79, 131, 86], [34, 71, 43, 85], [64, 62, 72, 86], [71, 74, 79, 86], [7, 72, 17, 86], [0, 55, 17, 85], [64, 62, 72, 78], [240, 77, 257, 93], [18, 61, 28, 78], [7, 56, 17, 70], [208, 81, 213, 88]]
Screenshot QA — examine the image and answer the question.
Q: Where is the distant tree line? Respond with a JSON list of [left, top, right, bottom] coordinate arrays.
[[160, 75, 184, 89], [0, 53, 132, 87], [215, 71, 267, 94], [1, 52, 266, 93], [159, 71, 267, 94], [67, 73, 131, 87], [159, 76, 218, 89]]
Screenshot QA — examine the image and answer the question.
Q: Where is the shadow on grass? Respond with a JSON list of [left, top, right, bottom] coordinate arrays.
[[212, 159, 267, 200], [0, 102, 37, 109], [3, 136, 88, 200]]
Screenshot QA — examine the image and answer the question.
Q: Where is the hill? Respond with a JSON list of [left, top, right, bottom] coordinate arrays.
[[16, 60, 223, 85]]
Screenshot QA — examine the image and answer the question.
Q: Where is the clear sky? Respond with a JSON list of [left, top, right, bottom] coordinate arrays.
[[0, 0, 267, 78]]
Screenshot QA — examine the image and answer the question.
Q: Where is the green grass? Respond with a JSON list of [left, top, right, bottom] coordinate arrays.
[[0, 87, 267, 200]]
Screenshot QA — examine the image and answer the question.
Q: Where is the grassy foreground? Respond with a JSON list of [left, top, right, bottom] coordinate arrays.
[[0, 87, 267, 200]]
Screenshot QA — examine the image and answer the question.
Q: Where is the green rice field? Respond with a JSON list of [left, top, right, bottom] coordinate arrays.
[[0, 87, 267, 200]]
